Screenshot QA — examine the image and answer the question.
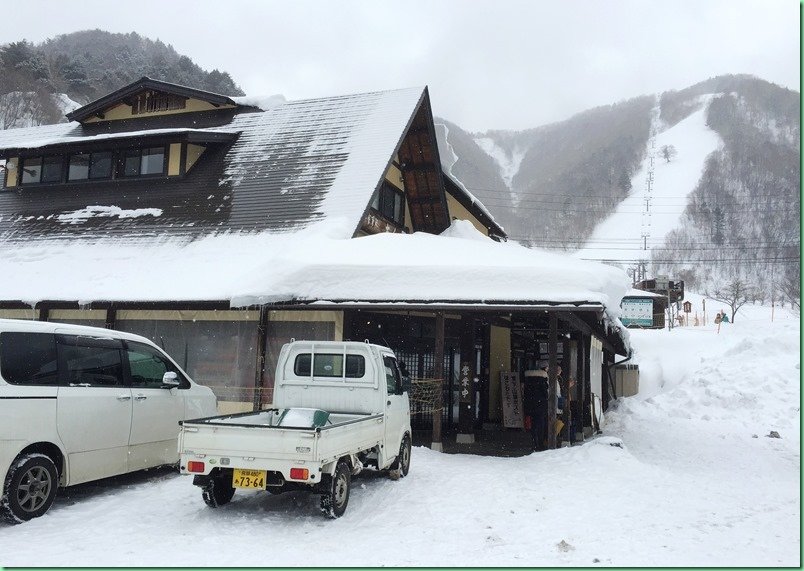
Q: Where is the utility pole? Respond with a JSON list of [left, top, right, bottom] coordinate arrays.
[[640, 113, 657, 285]]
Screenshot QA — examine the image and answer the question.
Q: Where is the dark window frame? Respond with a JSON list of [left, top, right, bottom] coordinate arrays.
[[121, 145, 168, 178], [5, 144, 177, 189], [19, 155, 65, 186], [370, 182, 406, 227]]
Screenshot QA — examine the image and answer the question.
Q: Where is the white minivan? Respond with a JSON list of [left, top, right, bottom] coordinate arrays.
[[0, 318, 217, 523]]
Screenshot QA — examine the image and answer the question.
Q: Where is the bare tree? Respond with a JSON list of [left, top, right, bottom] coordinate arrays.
[[779, 265, 800, 312], [705, 278, 754, 323], [660, 144, 678, 163]]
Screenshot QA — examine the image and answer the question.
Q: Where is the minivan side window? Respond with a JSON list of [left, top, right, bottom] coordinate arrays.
[[0, 332, 60, 386], [126, 341, 187, 389], [57, 335, 124, 387]]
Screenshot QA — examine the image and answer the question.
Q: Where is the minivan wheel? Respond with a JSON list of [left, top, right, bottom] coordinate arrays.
[[2, 453, 58, 523]]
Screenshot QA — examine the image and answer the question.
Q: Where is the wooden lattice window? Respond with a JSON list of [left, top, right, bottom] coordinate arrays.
[[130, 90, 187, 115]]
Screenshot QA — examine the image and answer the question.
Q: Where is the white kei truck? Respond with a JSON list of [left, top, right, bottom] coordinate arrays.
[[178, 340, 412, 518]]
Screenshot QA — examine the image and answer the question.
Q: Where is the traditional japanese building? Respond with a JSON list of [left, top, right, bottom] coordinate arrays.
[[0, 78, 630, 451]]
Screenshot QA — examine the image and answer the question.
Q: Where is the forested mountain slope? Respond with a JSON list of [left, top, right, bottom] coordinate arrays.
[[0, 29, 243, 128], [439, 75, 799, 299]]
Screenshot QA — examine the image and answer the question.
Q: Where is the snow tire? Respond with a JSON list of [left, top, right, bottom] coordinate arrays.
[[389, 433, 411, 478], [201, 472, 235, 508], [1, 453, 58, 524], [320, 459, 350, 518]]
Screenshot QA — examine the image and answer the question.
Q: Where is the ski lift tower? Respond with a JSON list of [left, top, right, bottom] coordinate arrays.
[[639, 133, 657, 283]]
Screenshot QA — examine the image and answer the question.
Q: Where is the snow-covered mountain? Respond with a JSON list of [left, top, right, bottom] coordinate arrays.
[[436, 74, 800, 298]]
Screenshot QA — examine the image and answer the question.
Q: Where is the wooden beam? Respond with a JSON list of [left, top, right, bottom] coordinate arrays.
[[431, 311, 445, 450], [252, 306, 269, 411], [576, 332, 586, 441], [458, 314, 475, 438], [547, 312, 558, 449], [582, 333, 592, 432]]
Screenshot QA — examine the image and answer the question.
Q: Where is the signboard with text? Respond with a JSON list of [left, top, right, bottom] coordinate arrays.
[[621, 298, 654, 327], [500, 371, 523, 429]]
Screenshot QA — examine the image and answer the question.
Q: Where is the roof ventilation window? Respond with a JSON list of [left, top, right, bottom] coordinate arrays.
[[130, 90, 187, 115]]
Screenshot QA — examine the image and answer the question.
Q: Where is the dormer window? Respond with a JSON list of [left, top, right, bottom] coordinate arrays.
[[68, 152, 112, 181], [123, 147, 166, 177], [21, 156, 62, 184]]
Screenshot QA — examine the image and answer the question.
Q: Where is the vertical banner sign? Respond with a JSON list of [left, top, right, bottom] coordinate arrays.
[[459, 363, 472, 403], [500, 371, 523, 428]]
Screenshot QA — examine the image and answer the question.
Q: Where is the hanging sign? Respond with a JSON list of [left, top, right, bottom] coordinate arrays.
[[500, 371, 523, 429]]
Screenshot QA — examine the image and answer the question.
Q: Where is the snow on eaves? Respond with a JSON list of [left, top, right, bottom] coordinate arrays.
[[0, 127, 240, 151], [231, 94, 287, 110], [0, 220, 630, 328]]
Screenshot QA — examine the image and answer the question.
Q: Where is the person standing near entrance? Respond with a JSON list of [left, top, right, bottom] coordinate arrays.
[[522, 362, 549, 451]]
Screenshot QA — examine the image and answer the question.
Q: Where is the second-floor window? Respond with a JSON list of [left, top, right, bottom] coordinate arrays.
[[21, 156, 62, 184], [68, 152, 113, 181], [123, 147, 165, 177], [15, 146, 170, 186]]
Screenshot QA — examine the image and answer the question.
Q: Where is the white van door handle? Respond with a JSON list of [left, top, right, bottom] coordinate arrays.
[[134, 394, 147, 401], [117, 394, 132, 401]]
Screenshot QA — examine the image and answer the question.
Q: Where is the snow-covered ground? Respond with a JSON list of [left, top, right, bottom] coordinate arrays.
[[576, 97, 722, 262], [0, 300, 799, 567]]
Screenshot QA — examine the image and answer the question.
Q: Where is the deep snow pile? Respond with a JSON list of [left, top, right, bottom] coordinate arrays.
[[0, 301, 798, 566]]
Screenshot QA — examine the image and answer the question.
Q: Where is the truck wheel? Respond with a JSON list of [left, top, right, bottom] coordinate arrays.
[[320, 459, 350, 518], [1, 453, 58, 523], [390, 434, 412, 478], [201, 473, 235, 508]]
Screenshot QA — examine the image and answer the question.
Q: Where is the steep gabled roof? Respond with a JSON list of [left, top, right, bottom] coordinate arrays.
[[0, 86, 433, 243], [65, 76, 241, 122]]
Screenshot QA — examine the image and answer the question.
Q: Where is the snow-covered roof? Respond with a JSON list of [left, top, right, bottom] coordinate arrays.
[[0, 220, 630, 324], [623, 288, 667, 299], [0, 86, 428, 241], [0, 127, 239, 150]]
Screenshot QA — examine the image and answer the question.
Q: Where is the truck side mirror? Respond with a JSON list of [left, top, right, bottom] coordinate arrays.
[[400, 375, 411, 394], [162, 371, 180, 388]]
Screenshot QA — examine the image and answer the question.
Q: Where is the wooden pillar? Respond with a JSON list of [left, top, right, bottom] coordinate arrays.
[[431, 311, 445, 451], [105, 308, 117, 330], [582, 333, 592, 434], [479, 320, 491, 425], [547, 312, 558, 449], [252, 306, 269, 412], [575, 332, 586, 442], [457, 313, 475, 443], [341, 309, 354, 342], [560, 344, 570, 446]]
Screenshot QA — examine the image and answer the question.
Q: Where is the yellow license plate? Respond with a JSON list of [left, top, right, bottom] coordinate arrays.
[[232, 469, 267, 490]]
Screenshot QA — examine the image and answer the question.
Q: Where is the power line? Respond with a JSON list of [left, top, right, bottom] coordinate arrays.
[[578, 258, 800, 264]]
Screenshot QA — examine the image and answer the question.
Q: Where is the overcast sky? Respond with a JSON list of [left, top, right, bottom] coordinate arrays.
[[1, 0, 799, 132]]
